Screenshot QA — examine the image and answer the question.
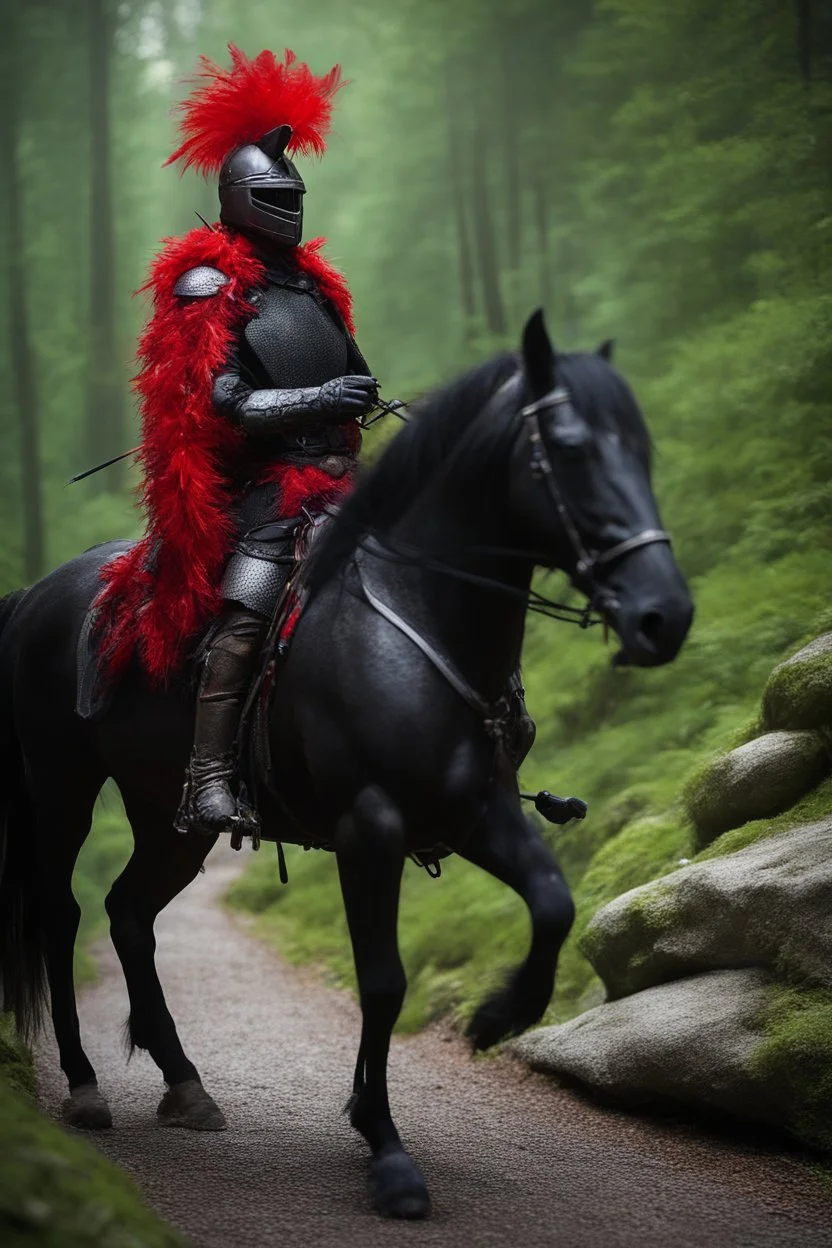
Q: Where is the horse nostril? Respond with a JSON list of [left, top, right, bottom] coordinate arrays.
[[639, 610, 665, 643]]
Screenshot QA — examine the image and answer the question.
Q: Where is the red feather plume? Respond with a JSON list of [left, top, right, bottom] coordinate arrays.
[[166, 45, 344, 175]]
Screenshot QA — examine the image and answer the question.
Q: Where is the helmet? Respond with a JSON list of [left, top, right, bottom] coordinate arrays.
[[166, 46, 344, 250], [219, 125, 304, 246]]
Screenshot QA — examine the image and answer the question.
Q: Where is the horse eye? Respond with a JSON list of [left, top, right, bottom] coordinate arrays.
[[548, 423, 592, 456]]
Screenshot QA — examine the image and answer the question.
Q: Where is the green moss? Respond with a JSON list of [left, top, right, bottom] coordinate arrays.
[[573, 814, 688, 973], [0, 1079, 183, 1248], [0, 798, 180, 1248], [748, 985, 832, 1152], [683, 753, 733, 849], [0, 1017, 35, 1101], [763, 650, 832, 733], [694, 773, 832, 862]]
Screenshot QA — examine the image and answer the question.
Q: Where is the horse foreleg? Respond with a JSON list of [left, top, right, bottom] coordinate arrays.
[[461, 782, 575, 1050], [336, 786, 430, 1220], [106, 791, 225, 1130]]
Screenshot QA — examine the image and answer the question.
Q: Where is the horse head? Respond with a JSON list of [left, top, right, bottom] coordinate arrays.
[[510, 310, 693, 667]]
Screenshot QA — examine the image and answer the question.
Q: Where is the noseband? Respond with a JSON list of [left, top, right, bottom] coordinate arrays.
[[520, 385, 671, 587]]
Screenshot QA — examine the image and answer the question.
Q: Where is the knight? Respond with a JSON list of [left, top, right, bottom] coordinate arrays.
[[94, 46, 377, 835]]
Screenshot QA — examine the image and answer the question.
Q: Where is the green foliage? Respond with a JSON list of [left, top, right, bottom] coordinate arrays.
[[0, 1017, 35, 1101], [72, 798, 134, 984], [749, 986, 832, 1152]]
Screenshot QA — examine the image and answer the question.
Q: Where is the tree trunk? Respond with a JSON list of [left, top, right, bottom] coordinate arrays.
[[471, 123, 507, 337], [501, 41, 522, 272], [797, 0, 812, 82], [444, 65, 477, 328], [533, 173, 553, 320], [1, 50, 45, 581], [86, 0, 123, 473]]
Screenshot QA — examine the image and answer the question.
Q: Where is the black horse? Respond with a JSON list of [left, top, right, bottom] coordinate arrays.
[[0, 313, 692, 1218]]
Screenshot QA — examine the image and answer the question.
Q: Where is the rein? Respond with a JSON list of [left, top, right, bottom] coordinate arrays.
[[350, 374, 672, 743]]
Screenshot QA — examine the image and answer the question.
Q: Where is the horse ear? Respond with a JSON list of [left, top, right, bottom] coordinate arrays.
[[597, 338, 615, 362], [522, 309, 556, 398], [259, 124, 293, 161]]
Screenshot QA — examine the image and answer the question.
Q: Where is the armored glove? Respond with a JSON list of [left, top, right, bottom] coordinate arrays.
[[213, 372, 378, 436]]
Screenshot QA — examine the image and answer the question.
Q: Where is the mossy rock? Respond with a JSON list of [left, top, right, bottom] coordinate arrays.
[[581, 819, 832, 999], [0, 1018, 180, 1248], [515, 970, 832, 1152], [763, 633, 832, 733], [749, 984, 832, 1151], [0, 1078, 183, 1248], [685, 730, 829, 848]]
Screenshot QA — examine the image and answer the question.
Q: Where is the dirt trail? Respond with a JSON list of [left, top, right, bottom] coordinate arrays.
[[36, 845, 832, 1247]]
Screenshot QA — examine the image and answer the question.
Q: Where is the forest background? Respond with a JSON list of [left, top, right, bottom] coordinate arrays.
[[1, 0, 831, 1025]]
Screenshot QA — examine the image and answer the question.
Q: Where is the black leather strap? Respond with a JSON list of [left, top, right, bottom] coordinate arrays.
[[355, 555, 510, 736]]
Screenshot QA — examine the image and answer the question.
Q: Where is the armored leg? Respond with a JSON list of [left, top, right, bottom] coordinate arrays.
[[177, 606, 267, 836]]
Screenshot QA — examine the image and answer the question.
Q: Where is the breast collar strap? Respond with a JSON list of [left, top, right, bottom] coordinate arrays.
[[520, 386, 671, 581], [354, 555, 511, 742]]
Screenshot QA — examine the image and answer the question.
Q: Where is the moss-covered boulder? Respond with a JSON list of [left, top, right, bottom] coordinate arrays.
[[580, 819, 832, 999], [685, 730, 829, 847], [763, 633, 832, 733], [0, 1079, 184, 1248], [0, 1019, 181, 1248], [514, 970, 832, 1150]]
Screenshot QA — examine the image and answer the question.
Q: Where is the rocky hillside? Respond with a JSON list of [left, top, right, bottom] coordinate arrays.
[[515, 635, 832, 1150]]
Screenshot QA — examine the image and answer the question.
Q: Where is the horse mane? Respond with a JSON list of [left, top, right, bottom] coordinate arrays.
[[306, 345, 651, 597], [307, 351, 519, 595]]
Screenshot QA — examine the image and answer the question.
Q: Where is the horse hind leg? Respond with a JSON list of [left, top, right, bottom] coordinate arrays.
[[336, 786, 430, 1220], [106, 789, 225, 1130], [461, 783, 575, 1051], [29, 761, 113, 1128]]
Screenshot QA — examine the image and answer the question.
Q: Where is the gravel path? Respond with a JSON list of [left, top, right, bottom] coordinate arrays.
[[36, 845, 832, 1247]]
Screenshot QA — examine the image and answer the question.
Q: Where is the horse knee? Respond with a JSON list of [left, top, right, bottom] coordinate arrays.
[[532, 873, 575, 944], [106, 890, 154, 957]]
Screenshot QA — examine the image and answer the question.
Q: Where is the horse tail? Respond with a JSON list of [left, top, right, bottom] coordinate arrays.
[[0, 587, 47, 1039]]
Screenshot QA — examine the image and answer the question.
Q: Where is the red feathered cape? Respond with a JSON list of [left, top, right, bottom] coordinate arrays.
[[95, 224, 357, 684]]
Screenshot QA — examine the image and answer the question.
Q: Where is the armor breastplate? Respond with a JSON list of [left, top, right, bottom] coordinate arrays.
[[244, 276, 350, 389]]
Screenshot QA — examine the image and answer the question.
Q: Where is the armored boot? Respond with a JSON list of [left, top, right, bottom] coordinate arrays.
[[177, 606, 267, 836]]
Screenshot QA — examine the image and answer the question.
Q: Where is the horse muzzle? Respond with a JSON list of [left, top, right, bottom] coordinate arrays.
[[600, 544, 694, 668]]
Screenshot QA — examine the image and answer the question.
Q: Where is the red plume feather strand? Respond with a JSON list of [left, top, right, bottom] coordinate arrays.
[[93, 225, 357, 684], [166, 45, 344, 176]]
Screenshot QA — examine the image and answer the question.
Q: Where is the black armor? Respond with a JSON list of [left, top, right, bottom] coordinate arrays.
[[176, 241, 377, 836]]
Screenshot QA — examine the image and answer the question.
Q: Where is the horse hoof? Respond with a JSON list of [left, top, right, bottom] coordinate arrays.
[[370, 1153, 431, 1220], [157, 1079, 226, 1131], [63, 1082, 113, 1130]]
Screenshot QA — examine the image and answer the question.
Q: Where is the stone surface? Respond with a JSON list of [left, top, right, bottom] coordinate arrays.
[[580, 819, 832, 1000], [513, 970, 804, 1136], [685, 730, 829, 845], [763, 632, 832, 732]]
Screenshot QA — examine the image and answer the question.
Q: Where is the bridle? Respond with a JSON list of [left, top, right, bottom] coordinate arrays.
[[520, 383, 671, 588], [356, 373, 673, 630]]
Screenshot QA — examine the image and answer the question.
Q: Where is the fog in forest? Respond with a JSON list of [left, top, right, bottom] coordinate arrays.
[[2, 0, 831, 1022]]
